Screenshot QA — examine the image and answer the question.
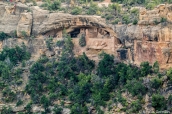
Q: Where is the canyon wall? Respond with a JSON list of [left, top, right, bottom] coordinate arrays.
[[139, 4, 172, 25], [114, 24, 172, 69], [1, 2, 172, 69], [114, 4, 172, 69]]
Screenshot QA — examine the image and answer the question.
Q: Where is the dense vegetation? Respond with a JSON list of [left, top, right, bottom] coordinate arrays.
[[0, 45, 31, 104], [1, 0, 172, 113], [39, 0, 171, 25], [0, 32, 8, 41], [0, 46, 31, 65], [0, 34, 167, 113]]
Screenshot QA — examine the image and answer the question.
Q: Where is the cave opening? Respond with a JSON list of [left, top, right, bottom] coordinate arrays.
[[117, 49, 128, 60], [70, 28, 80, 38], [106, 31, 110, 36], [154, 37, 158, 42], [102, 30, 110, 38]]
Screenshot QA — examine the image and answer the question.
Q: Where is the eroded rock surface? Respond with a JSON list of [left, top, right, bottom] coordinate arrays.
[[1, 2, 172, 69], [113, 22, 172, 69], [139, 4, 172, 25], [0, 2, 119, 61]]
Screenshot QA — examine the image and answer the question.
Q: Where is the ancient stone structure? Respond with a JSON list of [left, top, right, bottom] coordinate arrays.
[[107, 4, 172, 69], [0, 2, 120, 61], [2, 2, 172, 69]]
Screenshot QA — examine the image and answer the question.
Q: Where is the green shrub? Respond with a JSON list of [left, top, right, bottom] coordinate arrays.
[[154, 19, 160, 25], [146, 3, 156, 10], [40, 2, 48, 7], [22, 60, 26, 67], [48, 0, 61, 11], [133, 19, 138, 25], [152, 94, 167, 110], [0, 61, 10, 81], [130, 100, 142, 113], [97, 52, 114, 77], [77, 52, 95, 73], [131, 8, 139, 14], [16, 99, 23, 106], [86, 2, 99, 15], [140, 62, 152, 76], [40, 95, 50, 111], [30, 62, 45, 74], [161, 17, 167, 23], [168, 95, 172, 105], [166, 68, 172, 83], [2, 87, 16, 102], [49, 93, 58, 101], [1, 106, 13, 114], [71, 7, 82, 15], [151, 78, 162, 89], [96, 107, 104, 114], [53, 105, 62, 114], [0, 46, 31, 65], [0, 32, 8, 41], [105, 14, 114, 20], [25, 102, 32, 114], [56, 40, 64, 48], [46, 37, 53, 50], [125, 80, 147, 96], [111, 18, 120, 24], [153, 61, 159, 73], [21, 31, 27, 38], [117, 93, 127, 106], [16, 79, 23, 85], [38, 56, 49, 64], [122, 14, 130, 24], [70, 103, 89, 114], [79, 34, 86, 47], [109, 3, 121, 14]]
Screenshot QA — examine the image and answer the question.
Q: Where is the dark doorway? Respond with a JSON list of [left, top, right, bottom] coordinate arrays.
[[154, 37, 158, 42], [117, 49, 128, 60], [70, 28, 80, 38]]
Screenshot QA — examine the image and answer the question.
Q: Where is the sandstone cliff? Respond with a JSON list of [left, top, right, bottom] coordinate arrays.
[[0, 2, 172, 114], [114, 4, 172, 69], [1, 2, 172, 69]]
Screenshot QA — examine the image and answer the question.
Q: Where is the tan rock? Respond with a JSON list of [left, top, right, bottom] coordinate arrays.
[[17, 12, 32, 37], [167, 12, 172, 21], [138, 4, 172, 24], [32, 105, 44, 113], [2, 2, 172, 70], [158, 4, 166, 11], [0, 41, 3, 50], [117, 103, 123, 109], [145, 94, 149, 103], [0, 2, 28, 34], [62, 108, 70, 114]]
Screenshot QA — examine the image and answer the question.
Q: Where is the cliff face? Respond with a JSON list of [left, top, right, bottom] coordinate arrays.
[[139, 4, 172, 25], [0, 2, 115, 35], [1, 2, 172, 69], [114, 4, 172, 69], [1, 2, 172, 114], [114, 24, 172, 68]]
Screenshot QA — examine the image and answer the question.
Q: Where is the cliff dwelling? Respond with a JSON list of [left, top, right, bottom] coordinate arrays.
[[37, 16, 122, 60], [43, 26, 120, 60]]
